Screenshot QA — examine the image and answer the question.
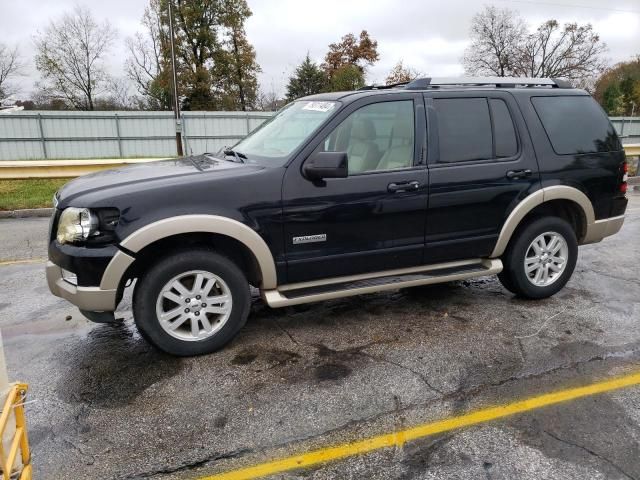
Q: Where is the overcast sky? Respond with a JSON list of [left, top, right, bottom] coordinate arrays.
[[1, 0, 639, 99]]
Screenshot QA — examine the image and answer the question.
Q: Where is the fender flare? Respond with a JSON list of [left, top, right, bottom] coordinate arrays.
[[489, 185, 595, 258], [109, 215, 278, 289]]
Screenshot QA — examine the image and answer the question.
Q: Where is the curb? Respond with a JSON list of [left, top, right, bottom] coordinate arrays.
[[0, 208, 53, 219]]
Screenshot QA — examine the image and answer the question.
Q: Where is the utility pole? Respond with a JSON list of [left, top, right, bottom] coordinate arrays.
[[168, 0, 184, 156]]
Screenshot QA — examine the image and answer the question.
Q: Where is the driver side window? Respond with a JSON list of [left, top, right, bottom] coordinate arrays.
[[320, 100, 415, 174]]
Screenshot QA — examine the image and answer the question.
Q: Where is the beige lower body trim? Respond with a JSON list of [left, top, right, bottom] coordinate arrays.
[[261, 259, 503, 308], [46, 262, 117, 311], [582, 215, 625, 245], [100, 250, 135, 290]]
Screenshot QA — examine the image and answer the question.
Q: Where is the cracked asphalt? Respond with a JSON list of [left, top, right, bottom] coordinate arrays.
[[0, 194, 638, 479]]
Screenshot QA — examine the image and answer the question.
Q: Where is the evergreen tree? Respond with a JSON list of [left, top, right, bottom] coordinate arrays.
[[286, 54, 327, 101]]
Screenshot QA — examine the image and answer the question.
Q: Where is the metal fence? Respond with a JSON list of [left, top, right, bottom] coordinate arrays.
[[0, 111, 637, 161], [610, 117, 640, 145], [0, 111, 274, 161]]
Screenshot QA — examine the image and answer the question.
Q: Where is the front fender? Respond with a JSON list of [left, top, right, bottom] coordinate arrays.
[[117, 215, 278, 289]]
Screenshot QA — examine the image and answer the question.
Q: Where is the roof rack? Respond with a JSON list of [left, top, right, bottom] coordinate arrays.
[[404, 77, 573, 90]]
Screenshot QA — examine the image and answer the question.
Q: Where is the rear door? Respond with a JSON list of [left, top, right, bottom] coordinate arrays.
[[423, 90, 540, 263]]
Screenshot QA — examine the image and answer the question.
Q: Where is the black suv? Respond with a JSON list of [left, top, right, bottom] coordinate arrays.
[[47, 77, 628, 356]]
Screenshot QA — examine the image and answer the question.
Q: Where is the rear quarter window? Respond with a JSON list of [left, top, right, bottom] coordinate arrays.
[[531, 96, 620, 155]]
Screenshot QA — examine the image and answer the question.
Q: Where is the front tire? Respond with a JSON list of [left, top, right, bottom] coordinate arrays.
[[133, 249, 251, 356], [498, 217, 578, 299]]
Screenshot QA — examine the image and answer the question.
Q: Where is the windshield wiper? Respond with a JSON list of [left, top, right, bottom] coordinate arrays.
[[222, 148, 247, 163]]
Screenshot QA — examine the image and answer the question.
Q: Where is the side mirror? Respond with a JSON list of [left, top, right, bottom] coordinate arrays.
[[303, 151, 348, 180]]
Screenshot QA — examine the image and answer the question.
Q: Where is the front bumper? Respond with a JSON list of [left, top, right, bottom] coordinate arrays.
[[46, 261, 118, 311]]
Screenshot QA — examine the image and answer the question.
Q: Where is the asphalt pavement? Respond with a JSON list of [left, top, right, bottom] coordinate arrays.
[[0, 195, 639, 479]]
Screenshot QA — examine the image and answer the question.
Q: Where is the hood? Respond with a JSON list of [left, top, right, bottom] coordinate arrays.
[[56, 155, 255, 206]]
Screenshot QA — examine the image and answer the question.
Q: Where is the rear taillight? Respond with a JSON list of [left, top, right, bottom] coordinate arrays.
[[620, 182, 628, 194], [621, 161, 628, 194]]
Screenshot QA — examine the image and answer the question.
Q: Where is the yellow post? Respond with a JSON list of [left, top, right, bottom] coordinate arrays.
[[0, 331, 30, 479]]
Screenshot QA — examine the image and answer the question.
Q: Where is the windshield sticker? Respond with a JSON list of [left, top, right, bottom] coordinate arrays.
[[302, 101, 336, 112]]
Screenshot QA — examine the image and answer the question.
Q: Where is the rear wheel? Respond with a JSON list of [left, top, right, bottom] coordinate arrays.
[[498, 217, 578, 299], [133, 249, 251, 356]]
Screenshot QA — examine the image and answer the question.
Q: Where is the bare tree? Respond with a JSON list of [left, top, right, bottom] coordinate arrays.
[[512, 20, 607, 81], [97, 77, 136, 110], [0, 43, 25, 100], [463, 6, 607, 85], [125, 0, 171, 110], [256, 86, 283, 111], [34, 5, 117, 110], [463, 6, 526, 77]]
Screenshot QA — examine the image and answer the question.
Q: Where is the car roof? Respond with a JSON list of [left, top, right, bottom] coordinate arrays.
[[298, 86, 588, 105], [296, 77, 589, 105]]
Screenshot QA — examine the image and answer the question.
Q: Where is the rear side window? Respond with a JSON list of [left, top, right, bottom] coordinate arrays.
[[491, 99, 518, 158], [531, 96, 620, 155], [433, 97, 519, 163], [434, 98, 492, 163]]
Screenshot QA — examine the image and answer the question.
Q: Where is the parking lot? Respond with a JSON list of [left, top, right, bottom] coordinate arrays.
[[0, 194, 638, 479]]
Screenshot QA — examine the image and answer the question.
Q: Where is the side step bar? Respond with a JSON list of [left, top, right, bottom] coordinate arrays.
[[261, 258, 503, 308]]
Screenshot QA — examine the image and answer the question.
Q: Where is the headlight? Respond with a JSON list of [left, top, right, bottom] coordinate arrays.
[[56, 208, 98, 244]]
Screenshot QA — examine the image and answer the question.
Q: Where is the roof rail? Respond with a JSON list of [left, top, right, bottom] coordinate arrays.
[[358, 81, 410, 91], [404, 77, 573, 90]]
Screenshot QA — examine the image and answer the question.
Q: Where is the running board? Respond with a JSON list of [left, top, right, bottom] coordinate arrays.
[[261, 258, 503, 308]]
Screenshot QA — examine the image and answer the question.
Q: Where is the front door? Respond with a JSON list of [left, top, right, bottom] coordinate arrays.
[[282, 94, 428, 284], [423, 91, 541, 263]]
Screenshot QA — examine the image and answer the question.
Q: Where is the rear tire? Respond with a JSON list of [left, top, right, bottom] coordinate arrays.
[[498, 217, 578, 299], [133, 249, 251, 356]]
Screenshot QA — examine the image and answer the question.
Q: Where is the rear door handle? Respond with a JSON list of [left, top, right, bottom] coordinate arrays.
[[506, 169, 532, 180], [388, 181, 421, 193]]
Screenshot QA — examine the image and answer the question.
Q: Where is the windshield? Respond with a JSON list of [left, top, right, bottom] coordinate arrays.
[[231, 100, 339, 164]]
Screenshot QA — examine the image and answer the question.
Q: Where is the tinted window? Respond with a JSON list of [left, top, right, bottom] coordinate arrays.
[[321, 100, 415, 174], [490, 99, 518, 158], [531, 96, 619, 155], [434, 98, 492, 163]]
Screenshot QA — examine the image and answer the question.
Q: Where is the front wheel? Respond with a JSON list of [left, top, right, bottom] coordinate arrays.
[[133, 249, 251, 356], [498, 217, 578, 299]]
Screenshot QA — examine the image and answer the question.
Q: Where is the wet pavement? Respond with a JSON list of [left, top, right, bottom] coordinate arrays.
[[0, 194, 639, 479]]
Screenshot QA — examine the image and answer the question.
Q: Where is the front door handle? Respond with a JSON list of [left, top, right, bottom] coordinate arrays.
[[388, 181, 421, 193], [506, 169, 532, 180]]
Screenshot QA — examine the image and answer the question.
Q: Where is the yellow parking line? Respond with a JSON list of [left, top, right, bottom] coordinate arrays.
[[201, 370, 640, 480], [0, 258, 46, 267]]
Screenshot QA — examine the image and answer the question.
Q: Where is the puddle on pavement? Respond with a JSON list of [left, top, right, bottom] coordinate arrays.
[[55, 322, 183, 408], [231, 347, 301, 367], [314, 363, 352, 381]]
